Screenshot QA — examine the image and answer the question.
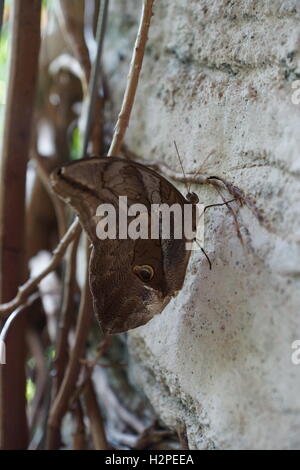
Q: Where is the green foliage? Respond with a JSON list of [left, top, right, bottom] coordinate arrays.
[[70, 126, 82, 160], [46, 345, 56, 362], [26, 378, 36, 403], [0, 29, 9, 83]]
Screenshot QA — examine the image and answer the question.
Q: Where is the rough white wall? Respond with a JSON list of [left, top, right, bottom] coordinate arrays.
[[104, 0, 300, 449]]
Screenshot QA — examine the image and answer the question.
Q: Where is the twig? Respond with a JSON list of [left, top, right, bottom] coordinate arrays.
[[52, 229, 81, 396], [71, 399, 86, 450], [33, 154, 68, 239], [108, 0, 155, 156], [0, 219, 81, 318], [46, 238, 93, 450], [69, 337, 111, 408], [70, 364, 96, 408], [26, 324, 48, 432], [82, 0, 109, 156], [0, 293, 40, 364], [56, 0, 91, 85], [83, 377, 108, 450]]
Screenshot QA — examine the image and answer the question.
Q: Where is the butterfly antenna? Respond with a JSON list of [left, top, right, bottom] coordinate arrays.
[[174, 141, 190, 193], [195, 240, 212, 270]]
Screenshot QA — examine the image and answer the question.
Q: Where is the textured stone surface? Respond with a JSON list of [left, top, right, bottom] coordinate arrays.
[[104, 0, 300, 449]]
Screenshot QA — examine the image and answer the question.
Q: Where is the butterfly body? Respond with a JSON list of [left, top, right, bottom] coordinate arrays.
[[51, 156, 197, 334]]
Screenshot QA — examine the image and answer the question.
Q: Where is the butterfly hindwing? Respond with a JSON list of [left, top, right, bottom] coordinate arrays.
[[51, 156, 195, 333]]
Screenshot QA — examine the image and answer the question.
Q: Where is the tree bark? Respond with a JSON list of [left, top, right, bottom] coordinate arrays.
[[0, 0, 41, 449]]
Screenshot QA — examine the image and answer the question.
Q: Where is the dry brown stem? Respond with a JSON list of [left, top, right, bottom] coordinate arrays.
[[47, 240, 93, 449], [108, 0, 155, 156]]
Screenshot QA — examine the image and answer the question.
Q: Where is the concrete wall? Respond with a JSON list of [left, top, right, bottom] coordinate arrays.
[[104, 0, 300, 449]]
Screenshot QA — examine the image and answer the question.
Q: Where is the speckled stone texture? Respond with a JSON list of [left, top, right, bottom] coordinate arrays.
[[103, 0, 300, 449]]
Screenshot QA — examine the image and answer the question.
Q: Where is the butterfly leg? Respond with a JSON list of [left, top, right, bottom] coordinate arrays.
[[204, 184, 244, 245], [203, 197, 244, 243], [203, 198, 237, 212], [194, 239, 212, 270], [200, 245, 212, 270], [197, 197, 242, 270]]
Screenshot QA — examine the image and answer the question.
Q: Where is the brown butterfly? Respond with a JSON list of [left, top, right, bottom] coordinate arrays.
[[50, 156, 200, 334]]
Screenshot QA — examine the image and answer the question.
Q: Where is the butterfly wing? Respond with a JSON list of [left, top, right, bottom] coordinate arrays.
[[51, 156, 194, 333]]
